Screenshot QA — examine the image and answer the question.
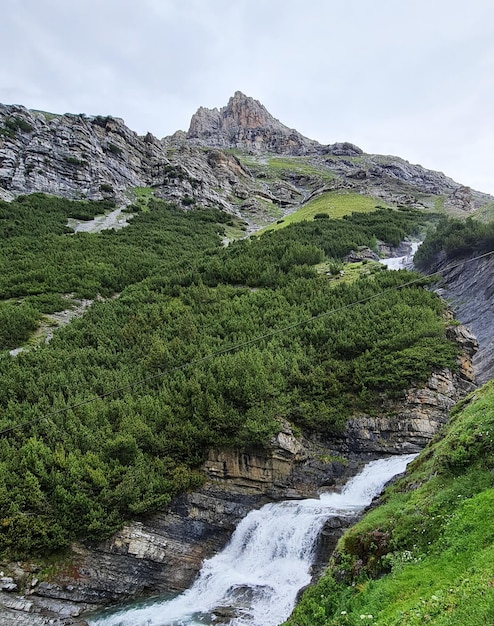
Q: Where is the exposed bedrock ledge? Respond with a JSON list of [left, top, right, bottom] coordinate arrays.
[[343, 324, 477, 452], [340, 366, 475, 455], [1, 325, 477, 624], [431, 254, 494, 385]]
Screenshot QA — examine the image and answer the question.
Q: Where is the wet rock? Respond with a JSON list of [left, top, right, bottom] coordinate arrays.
[[0, 590, 90, 625], [345, 246, 380, 263], [211, 605, 254, 624], [377, 239, 414, 258], [312, 515, 356, 579]]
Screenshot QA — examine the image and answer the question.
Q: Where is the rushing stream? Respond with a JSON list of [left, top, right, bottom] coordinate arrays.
[[379, 241, 421, 270], [89, 454, 417, 626]]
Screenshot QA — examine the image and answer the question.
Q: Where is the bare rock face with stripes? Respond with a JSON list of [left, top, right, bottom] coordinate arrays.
[[1, 93, 490, 232]]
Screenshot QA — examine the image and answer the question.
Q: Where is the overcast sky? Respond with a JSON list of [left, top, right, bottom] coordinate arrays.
[[2, 0, 493, 194]]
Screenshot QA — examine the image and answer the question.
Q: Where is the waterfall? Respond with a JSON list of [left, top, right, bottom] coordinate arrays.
[[380, 241, 421, 270], [89, 454, 416, 626]]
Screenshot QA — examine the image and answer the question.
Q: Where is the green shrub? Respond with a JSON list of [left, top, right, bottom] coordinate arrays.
[[106, 142, 123, 156], [2, 116, 34, 136], [0, 196, 455, 558], [415, 216, 494, 269], [63, 155, 86, 167]]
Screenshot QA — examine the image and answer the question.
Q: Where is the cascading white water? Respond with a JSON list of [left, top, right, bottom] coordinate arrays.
[[89, 454, 416, 626], [380, 241, 421, 270]]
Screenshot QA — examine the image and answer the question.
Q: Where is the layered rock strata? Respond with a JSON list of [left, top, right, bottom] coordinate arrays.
[[186, 90, 321, 155], [431, 254, 494, 384]]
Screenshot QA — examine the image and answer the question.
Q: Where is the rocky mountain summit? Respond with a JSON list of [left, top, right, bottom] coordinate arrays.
[[184, 90, 322, 155], [1, 93, 491, 232]]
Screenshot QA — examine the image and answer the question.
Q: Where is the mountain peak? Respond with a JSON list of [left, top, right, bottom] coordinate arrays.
[[186, 92, 318, 155], [223, 91, 284, 130]]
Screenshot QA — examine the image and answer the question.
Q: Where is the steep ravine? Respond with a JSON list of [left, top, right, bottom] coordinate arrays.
[[0, 325, 477, 626]]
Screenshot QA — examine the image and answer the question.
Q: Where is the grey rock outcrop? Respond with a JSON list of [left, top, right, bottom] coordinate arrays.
[[345, 246, 380, 263], [342, 368, 475, 455], [0, 590, 89, 626], [0, 105, 153, 200], [427, 253, 494, 384], [183, 93, 491, 210], [186, 91, 319, 155], [335, 323, 477, 455]]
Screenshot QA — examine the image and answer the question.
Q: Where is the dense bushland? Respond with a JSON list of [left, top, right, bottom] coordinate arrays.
[[414, 215, 494, 269], [0, 195, 456, 558], [285, 380, 494, 626], [0, 192, 115, 237], [0, 196, 229, 303]]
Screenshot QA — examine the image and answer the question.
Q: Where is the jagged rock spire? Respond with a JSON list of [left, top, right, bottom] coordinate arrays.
[[186, 91, 319, 155]]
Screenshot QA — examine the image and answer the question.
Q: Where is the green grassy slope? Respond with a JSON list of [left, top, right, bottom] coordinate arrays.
[[285, 380, 494, 626], [257, 192, 386, 235]]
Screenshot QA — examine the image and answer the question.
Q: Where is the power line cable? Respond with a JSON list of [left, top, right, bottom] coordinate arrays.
[[1, 248, 493, 437]]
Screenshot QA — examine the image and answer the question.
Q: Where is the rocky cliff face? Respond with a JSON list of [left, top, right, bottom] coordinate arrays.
[[1, 95, 491, 231], [185, 90, 320, 155], [427, 253, 494, 384], [0, 105, 152, 200]]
